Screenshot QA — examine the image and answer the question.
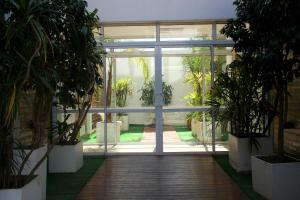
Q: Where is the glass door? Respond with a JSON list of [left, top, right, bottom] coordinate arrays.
[[159, 47, 213, 153]]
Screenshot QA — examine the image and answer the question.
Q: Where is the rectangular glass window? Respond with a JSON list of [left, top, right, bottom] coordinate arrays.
[[162, 47, 211, 108], [216, 24, 231, 40], [106, 48, 155, 108], [104, 25, 156, 42], [160, 24, 212, 41]]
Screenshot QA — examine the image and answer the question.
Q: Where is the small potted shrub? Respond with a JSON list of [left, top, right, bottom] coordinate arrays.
[[115, 78, 133, 131]]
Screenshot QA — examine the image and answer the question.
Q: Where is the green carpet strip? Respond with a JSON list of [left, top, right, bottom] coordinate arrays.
[[213, 155, 266, 200], [175, 125, 199, 142], [47, 156, 105, 200], [81, 125, 144, 144]]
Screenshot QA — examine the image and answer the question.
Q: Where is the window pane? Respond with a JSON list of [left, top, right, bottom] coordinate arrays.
[[160, 24, 212, 41], [162, 47, 211, 108], [216, 24, 230, 40], [106, 48, 155, 108], [104, 26, 156, 42]]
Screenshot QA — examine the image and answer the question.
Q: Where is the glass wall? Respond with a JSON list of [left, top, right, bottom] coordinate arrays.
[[160, 24, 212, 41], [71, 22, 235, 154], [104, 25, 156, 42]]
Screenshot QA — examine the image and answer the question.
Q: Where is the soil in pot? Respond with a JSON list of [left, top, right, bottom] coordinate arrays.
[[257, 155, 300, 164]]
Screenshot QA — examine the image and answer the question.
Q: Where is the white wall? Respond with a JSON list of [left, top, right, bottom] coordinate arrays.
[[87, 0, 235, 23]]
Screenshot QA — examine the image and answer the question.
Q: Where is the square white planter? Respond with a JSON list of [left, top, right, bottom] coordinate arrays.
[[16, 146, 47, 200], [0, 176, 42, 200], [191, 119, 203, 140], [119, 115, 129, 131], [96, 121, 121, 144], [252, 156, 300, 200], [49, 141, 83, 173], [229, 134, 273, 172]]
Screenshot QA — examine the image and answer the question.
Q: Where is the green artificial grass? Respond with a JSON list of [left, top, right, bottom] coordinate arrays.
[[213, 155, 266, 200], [120, 124, 144, 142], [175, 125, 199, 142], [47, 156, 105, 200], [81, 125, 144, 143]]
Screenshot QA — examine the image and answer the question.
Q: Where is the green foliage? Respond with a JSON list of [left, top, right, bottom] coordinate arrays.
[[183, 54, 211, 102], [0, 0, 103, 188], [139, 80, 173, 106], [115, 78, 133, 107], [219, 0, 300, 154], [182, 51, 211, 121]]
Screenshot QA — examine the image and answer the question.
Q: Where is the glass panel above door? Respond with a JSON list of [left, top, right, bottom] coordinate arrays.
[[160, 24, 212, 41], [104, 25, 156, 42]]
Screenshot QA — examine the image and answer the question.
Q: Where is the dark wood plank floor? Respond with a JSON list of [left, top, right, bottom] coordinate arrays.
[[76, 156, 248, 200]]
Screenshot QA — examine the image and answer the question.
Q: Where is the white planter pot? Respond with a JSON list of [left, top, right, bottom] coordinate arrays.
[[49, 141, 83, 173], [96, 121, 121, 144], [252, 156, 300, 200], [0, 176, 42, 200], [15, 146, 47, 200], [228, 134, 273, 172], [191, 119, 203, 141], [119, 115, 129, 131]]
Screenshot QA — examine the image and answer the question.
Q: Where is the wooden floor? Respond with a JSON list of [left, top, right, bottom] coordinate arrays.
[[76, 156, 248, 200]]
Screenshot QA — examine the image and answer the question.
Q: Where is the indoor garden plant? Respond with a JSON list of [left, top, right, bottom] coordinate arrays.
[[222, 0, 300, 199], [140, 79, 173, 124], [0, 0, 70, 199], [210, 56, 273, 172], [49, 0, 103, 173], [115, 78, 133, 131], [183, 51, 211, 141]]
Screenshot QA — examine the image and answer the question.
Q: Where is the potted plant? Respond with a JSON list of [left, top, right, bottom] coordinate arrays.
[[115, 78, 133, 131], [223, 0, 300, 198], [210, 56, 273, 172], [49, 0, 103, 173], [96, 57, 122, 144], [183, 52, 211, 141], [139, 79, 173, 124], [0, 0, 63, 199]]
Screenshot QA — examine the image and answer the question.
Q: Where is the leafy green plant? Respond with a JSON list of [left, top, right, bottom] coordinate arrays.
[[0, 0, 103, 189], [54, 0, 103, 144], [115, 78, 133, 107], [183, 51, 211, 122], [220, 0, 300, 155], [139, 80, 173, 106]]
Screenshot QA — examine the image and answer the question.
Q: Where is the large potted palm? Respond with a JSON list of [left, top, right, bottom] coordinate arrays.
[[223, 1, 300, 199], [0, 0, 61, 199], [48, 0, 103, 173]]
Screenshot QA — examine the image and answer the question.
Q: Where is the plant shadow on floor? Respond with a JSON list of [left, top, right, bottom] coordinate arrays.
[[213, 155, 266, 200], [47, 157, 105, 200]]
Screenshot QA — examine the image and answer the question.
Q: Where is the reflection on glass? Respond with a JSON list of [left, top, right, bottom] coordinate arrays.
[[213, 47, 234, 151], [107, 112, 156, 153], [104, 25, 156, 42], [106, 48, 155, 108], [160, 24, 212, 41], [216, 24, 229, 40], [162, 47, 211, 108], [214, 47, 234, 77]]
